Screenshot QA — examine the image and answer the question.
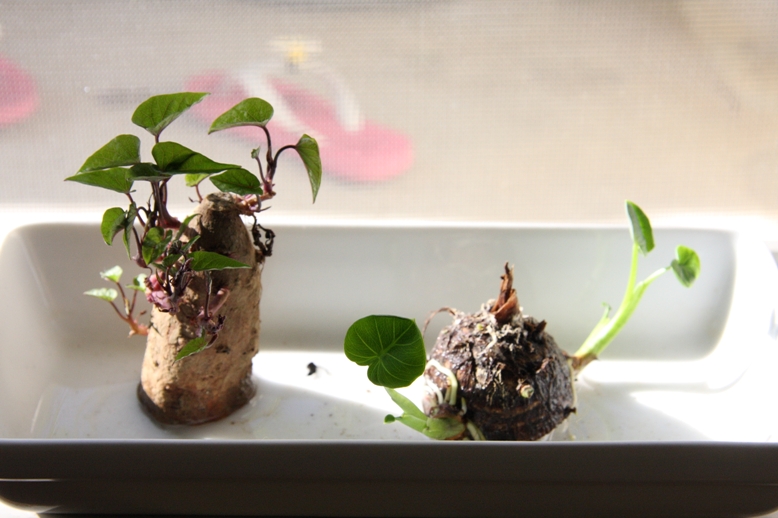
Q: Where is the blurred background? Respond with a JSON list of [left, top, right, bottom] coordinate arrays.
[[1, 0, 778, 231]]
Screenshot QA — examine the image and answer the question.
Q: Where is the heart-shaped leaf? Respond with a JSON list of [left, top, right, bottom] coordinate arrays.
[[100, 265, 123, 283], [295, 134, 322, 203], [101, 207, 126, 245], [65, 167, 134, 194], [344, 315, 426, 389], [84, 288, 118, 302], [209, 97, 274, 133], [671, 245, 701, 287], [142, 227, 171, 266], [210, 169, 263, 196], [626, 200, 654, 255], [132, 92, 209, 137], [79, 134, 141, 173], [153, 141, 240, 174], [190, 251, 250, 271]]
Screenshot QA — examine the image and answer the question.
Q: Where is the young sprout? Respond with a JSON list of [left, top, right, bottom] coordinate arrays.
[[67, 92, 322, 358], [85, 266, 148, 337], [344, 201, 701, 440]]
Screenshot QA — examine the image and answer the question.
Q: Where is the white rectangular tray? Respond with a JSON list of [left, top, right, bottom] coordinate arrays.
[[1, 219, 778, 516]]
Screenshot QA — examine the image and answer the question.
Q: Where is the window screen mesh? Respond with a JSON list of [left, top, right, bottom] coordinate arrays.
[[1, 1, 777, 224]]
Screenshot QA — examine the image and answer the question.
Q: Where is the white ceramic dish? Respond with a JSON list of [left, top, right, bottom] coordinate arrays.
[[1, 219, 778, 516]]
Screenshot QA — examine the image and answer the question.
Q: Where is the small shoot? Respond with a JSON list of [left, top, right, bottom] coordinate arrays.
[[344, 315, 467, 440], [85, 266, 149, 337], [571, 200, 700, 369], [67, 91, 322, 360], [344, 200, 701, 440]]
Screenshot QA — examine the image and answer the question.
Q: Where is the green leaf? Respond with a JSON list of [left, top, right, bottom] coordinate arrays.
[[127, 163, 171, 182], [152, 141, 240, 174], [295, 134, 322, 203], [210, 169, 263, 196], [190, 251, 250, 271], [85, 287, 118, 302], [626, 201, 654, 255], [344, 315, 426, 389], [142, 227, 171, 266], [132, 92, 209, 137], [126, 273, 147, 292], [162, 253, 183, 268], [122, 203, 138, 258], [671, 245, 701, 287], [175, 336, 209, 361], [385, 387, 427, 421], [185, 173, 211, 187], [209, 97, 274, 133], [65, 167, 134, 194], [100, 265, 123, 283], [384, 389, 465, 439], [101, 207, 126, 245], [79, 134, 141, 173]]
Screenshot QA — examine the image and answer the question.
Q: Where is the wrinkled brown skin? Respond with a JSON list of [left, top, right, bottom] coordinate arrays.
[[138, 193, 264, 425], [424, 265, 576, 441]]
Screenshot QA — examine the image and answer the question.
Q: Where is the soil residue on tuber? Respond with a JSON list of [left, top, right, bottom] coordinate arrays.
[[423, 264, 575, 441]]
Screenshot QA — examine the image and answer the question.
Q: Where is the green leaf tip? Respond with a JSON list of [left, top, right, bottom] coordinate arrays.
[[671, 245, 701, 287], [295, 134, 322, 203], [132, 92, 209, 137], [65, 168, 134, 194], [626, 200, 654, 255], [175, 336, 209, 361], [84, 287, 118, 302], [100, 265, 123, 283], [209, 97, 274, 133], [210, 168, 263, 196], [190, 251, 250, 271], [152, 141, 240, 175], [344, 315, 426, 389], [78, 134, 141, 173]]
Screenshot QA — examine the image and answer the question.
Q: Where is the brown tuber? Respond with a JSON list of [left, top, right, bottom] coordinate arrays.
[[138, 193, 264, 425], [423, 263, 575, 440]]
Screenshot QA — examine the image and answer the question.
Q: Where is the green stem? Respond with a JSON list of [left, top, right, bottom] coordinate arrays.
[[573, 243, 669, 366]]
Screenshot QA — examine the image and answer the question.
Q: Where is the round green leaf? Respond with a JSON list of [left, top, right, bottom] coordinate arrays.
[[142, 227, 171, 266], [79, 134, 141, 173], [209, 98, 274, 133], [132, 92, 209, 137], [671, 245, 701, 287], [190, 251, 250, 271], [210, 169, 263, 196], [101, 207, 126, 245], [295, 134, 322, 203], [84, 288, 118, 302], [65, 167, 134, 194], [344, 315, 426, 389], [100, 265, 123, 283], [626, 200, 654, 255]]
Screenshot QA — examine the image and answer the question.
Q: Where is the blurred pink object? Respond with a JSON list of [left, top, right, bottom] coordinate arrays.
[[0, 54, 38, 127], [186, 71, 413, 182]]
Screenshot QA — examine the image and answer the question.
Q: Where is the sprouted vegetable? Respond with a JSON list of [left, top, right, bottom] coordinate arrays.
[[344, 201, 700, 440], [68, 92, 321, 424]]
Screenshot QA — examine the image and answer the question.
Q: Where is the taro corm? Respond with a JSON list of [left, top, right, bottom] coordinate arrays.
[[67, 92, 321, 425], [344, 201, 700, 440]]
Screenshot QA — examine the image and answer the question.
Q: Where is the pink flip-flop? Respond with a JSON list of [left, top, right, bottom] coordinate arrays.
[[185, 70, 413, 182], [0, 54, 38, 128]]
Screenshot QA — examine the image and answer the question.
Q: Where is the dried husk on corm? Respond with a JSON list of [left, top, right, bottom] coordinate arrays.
[[423, 264, 576, 440], [138, 193, 264, 425]]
